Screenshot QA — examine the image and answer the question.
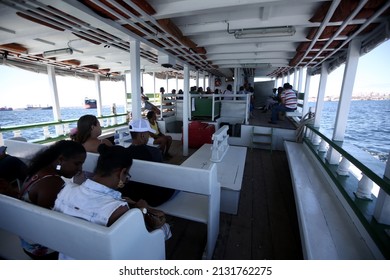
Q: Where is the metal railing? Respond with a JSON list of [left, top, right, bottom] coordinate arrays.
[[304, 125, 390, 258], [0, 113, 128, 145]]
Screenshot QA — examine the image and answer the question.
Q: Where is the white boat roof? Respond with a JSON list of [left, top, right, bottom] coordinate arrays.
[[0, 0, 389, 80]]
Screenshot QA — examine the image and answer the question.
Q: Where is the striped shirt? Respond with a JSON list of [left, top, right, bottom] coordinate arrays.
[[282, 89, 297, 109]]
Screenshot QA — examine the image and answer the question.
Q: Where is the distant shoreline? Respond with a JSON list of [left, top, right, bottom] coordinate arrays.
[[309, 95, 390, 102]]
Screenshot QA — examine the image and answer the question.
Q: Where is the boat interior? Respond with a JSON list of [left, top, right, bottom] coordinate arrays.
[[1, 0, 390, 260]]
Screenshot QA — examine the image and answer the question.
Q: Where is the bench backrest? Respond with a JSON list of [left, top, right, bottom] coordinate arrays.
[[83, 152, 220, 259], [0, 194, 165, 259], [211, 125, 229, 162], [84, 152, 216, 196], [4, 139, 46, 163]]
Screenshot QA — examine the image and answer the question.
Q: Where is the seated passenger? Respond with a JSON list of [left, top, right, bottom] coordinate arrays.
[[176, 89, 183, 100], [120, 119, 176, 207], [53, 144, 171, 259], [127, 118, 163, 162], [75, 114, 113, 153], [141, 86, 160, 115], [269, 83, 297, 124], [19, 140, 86, 259], [223, 84, 233, 100], [146, 111, 173, 159], [263, 88, 279, 112]]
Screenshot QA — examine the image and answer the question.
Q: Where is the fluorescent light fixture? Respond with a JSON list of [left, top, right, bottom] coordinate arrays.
[[234, 26, 296, 39], [43, 47, 73, 58]]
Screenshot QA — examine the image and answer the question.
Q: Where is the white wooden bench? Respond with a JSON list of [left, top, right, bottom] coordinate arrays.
[[3, 140, 221, 260], [284, 141, 379, 259], [0, 194, 165, 260], [4, 139, 47, 164], [181, 125, 247, 215], [83, 152, 220, 259]]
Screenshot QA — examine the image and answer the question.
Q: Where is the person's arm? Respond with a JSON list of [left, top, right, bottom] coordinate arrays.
[[101, 138, 113, 147], [107, 205, 129, 226], [149, 131, 158, 139], [32, 176, 65, 209]]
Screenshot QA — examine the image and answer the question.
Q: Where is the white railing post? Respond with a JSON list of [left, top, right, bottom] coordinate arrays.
[[317, 139, 328, 152], [311, 133, 321, 145], [14, 130, 22, 138], [336, 156, 350, 176], [63, 123, 70, 136], [355, 173, 374, 200], [55, 124, 64, 136], [326, 147, 341, 164], [373, 151, 390, 225], [43, 126, 50, 139]]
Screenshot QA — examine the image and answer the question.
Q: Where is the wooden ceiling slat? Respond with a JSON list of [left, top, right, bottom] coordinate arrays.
[[0, 43, 28, 53], [17, 11, 65, 31], [62, 59, 81, 66]]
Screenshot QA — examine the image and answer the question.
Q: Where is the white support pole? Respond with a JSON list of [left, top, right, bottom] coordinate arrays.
[[94, 74, 103, 117], [130, 39, 141, 121], [47, 65, 61, 122], [183, 64, 190, 156], [196, 71, 199, 88], [298, 67, 303, 93], [314, 62, 328, 128], [333, 39, 361, 142], [153, 72, 156, 94], [203, 72, 206, 90], [233, 68, 239, 94], [293, 68, 298, 90], [176, 75, 178, 91], [328, 39, 361, 164], [47, 65, 63, 136], [302, 67, 312, 116]]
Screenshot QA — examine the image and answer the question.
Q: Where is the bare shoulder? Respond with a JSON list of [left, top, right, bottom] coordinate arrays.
[[102, 138, 113, 146]]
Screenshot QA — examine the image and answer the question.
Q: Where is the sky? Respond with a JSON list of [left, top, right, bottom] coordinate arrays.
[[1, 40, 389, 108]]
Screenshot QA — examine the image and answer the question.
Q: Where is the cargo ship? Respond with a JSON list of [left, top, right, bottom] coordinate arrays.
[[84, 98, 97, 109]]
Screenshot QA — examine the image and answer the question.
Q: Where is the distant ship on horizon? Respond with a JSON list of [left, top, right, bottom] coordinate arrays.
[[25, 105, 52, 110], [0, 106, 13, 111], [84, 98, 97, 109]]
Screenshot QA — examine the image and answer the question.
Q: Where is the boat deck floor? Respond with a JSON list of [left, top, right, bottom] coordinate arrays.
[[248, 107, 297, 129], [163, 110, 303, 259], [182, 106, 297, 131]]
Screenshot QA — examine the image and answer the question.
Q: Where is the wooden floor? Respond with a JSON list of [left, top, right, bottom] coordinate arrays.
[[163, 138, 303, 260]]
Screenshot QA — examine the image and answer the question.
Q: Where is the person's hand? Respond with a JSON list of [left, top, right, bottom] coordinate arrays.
[[135, 199, 148, 208], [123, 196, 137, 206]]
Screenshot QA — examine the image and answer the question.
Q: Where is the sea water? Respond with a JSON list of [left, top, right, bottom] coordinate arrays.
[[308, 100, 389, 162], [1, 100, 389, 162]]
